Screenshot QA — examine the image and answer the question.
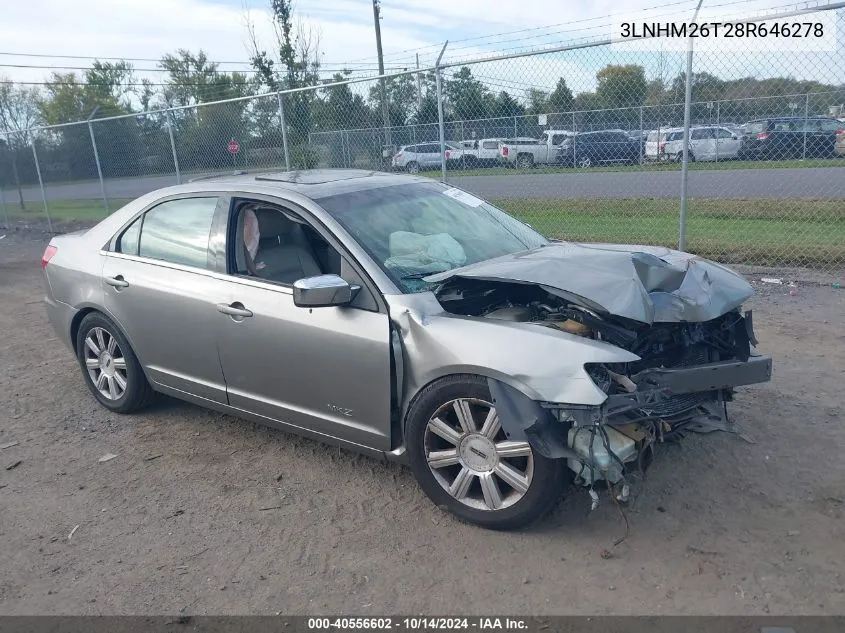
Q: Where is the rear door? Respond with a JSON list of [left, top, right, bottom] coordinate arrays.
[[101, 195, 228, 403], [421, 143, 443, 167], [691, 127, 716, 160], [714, 127, 741, 159]]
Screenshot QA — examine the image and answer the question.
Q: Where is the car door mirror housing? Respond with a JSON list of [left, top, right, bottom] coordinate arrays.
[[293, 274, 359, 308]]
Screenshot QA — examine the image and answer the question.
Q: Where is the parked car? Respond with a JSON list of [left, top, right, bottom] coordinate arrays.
[[555, 130, 642, 167], [41, 169, 772, 530], [738, 117, 842, 160], [446, 138, 504, 169], [836, 127, 845, 156], [662, 126, 743, 162], [392, 142, 459, 173], [499, 129, 575, 168], [645, 128, 678, 161]]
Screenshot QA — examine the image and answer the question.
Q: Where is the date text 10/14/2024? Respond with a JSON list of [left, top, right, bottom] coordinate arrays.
[[307, 617, 529, 630]]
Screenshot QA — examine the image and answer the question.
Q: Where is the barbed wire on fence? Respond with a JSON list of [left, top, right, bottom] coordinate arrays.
[[1, 4, 843, 272]]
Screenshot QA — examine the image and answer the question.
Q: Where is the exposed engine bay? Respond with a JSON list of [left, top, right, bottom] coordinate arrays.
[[435, 278, 770, 493]]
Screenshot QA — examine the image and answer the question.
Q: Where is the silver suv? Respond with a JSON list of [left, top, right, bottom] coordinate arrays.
[[392, 142, 458, 173]]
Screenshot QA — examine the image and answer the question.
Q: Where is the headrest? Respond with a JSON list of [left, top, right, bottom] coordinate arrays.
[[254, 207, 294, 237]]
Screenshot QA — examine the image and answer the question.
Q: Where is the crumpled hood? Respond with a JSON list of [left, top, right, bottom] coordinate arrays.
[[425, 241, 753, 324]]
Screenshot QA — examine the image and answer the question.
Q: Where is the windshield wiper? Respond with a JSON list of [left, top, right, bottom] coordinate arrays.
[[400, 271, 441, 280]]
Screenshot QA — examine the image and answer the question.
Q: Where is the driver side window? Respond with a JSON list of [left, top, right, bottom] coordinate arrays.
[[228, 200, 378, 311]]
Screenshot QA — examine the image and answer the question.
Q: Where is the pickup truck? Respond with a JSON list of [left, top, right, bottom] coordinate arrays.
[[499, 130, 575, 168], [445, 138, 504, 169]]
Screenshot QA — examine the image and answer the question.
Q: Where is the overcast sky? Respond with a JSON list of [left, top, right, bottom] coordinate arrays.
[[1, 0, 841, 94]]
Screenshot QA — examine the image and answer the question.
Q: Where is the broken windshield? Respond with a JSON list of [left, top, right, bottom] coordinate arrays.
[[316, 182, 549, 292]]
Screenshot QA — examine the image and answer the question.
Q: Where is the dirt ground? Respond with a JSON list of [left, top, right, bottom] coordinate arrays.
[[1, 224, 844, 616]]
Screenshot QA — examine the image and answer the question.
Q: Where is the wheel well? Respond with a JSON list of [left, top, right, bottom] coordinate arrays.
[[400, 371, 534, 435], [70, 307, 99, 350]]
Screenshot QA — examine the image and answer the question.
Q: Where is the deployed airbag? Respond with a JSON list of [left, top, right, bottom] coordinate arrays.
[[385, 231, 467, 276]]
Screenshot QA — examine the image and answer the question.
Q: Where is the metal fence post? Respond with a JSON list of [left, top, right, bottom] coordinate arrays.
[[679, 0, 704, 252], [31, 143, 52, 233], [277, 91, 291, 171], [87, 115, 109, 213], [715, 100, 721, 162], [0, 184, 9, 229], [572, 112, 577, 167], [802, 91, 810, 160], [639, 106, 644, 164], [165, 108, 181, 184], [513, 116, 517, 137], [435, 41, 449, 182]]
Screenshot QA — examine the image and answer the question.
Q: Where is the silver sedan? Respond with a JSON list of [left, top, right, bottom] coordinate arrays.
[[42, 170, 772, 529]]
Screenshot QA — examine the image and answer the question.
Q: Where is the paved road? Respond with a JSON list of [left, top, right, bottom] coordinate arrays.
[[4, 166, 845, 204]]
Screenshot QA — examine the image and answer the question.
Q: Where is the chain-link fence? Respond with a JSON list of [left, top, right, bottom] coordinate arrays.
[[1, 4, 843, 272]]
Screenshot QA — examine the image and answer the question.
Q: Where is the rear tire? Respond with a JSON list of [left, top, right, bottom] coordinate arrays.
[[516, 154, 534, 170], [76, 312, 154, 414], [405, 375, 565, 530], [406, 161, 420, 174]]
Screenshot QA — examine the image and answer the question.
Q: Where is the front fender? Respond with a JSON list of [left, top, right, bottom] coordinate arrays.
[[389, 294, 639, 420]]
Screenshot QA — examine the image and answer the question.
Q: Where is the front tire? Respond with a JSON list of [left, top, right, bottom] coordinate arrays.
[[76, 312, 153, 413], [406, 375, 564, 530]]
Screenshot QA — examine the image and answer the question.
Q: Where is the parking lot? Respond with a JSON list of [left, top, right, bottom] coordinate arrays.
[[1, 225, 844, 615]]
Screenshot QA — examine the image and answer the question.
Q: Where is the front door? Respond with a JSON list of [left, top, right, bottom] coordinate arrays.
[[214, 200, 393, 451]]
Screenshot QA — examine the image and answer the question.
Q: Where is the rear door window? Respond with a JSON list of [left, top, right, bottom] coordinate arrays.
[[117, 216, 142, 255], [744, 122, 765, 134], [138, 197, 219, 269], [482, 140, 498, 149]]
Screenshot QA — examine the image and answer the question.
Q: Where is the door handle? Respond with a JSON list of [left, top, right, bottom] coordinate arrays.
[[104, 275, 129, 288], [216, 302, 253, 318]]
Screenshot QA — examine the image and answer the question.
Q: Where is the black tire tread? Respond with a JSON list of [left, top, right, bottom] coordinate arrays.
[[75, 312, 154, 414], [405, 374, 564, 530]]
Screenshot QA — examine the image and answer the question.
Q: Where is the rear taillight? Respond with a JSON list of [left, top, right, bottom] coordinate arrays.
[[836, 129, 844, 137], [658, 142, 666, 152], [502, 146, 509, 156], [445, 150, 451, 159], [394, 152, 403, 159], [756, 132, 770, 140], [41, 245, 57, 269]]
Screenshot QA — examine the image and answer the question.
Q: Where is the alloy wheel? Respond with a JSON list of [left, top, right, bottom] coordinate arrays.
[[424, 398, 534, 511], [83, 326, 128, 401]]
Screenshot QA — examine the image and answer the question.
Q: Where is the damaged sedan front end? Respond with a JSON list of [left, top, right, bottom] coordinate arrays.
[[415, 240, 773, 494]]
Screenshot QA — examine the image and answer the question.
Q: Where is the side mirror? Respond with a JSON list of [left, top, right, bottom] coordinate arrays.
[[293, 274, 359, 308]]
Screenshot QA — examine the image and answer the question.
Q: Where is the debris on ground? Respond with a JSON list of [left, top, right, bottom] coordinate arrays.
[[143, 454, 163, 462], [5, 460, 22, 471], [760, 277, 783, 285], [98, 453, 118, 463], [68, 525, 80, 541], [0, 441, 19, 449]]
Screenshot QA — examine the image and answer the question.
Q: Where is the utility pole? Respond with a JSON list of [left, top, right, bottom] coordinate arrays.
[[372, 0, 392, 150], [415, 53, 422, 109]]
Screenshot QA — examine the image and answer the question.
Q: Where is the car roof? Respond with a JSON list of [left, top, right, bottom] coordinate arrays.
[[187, 169, 428, 200]]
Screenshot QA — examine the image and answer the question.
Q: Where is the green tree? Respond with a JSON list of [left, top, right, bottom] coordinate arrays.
[[368, 73, 416, 126], [596, 64, 647, 109], [158, 50, 254, 171], [546, 78, 574, 113], [247, 0, 321, 151], [0, 80, 41, 207], [526, 88, 548, 115], [445, 67, 492, 120], [489, 91, 525, 119]]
